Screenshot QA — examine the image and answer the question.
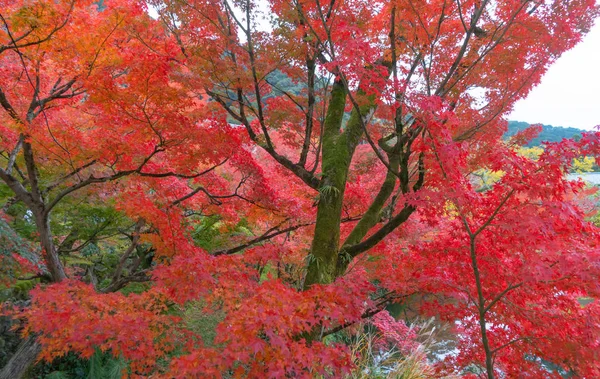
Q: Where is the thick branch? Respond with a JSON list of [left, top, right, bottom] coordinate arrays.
[[342, 152, 400, 249], [0, 168, 35, 209], [343, 205, 416, 258], [106, 219, 145, 287]]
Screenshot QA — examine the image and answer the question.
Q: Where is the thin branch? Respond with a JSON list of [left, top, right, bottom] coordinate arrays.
[[6, 134, 24, 175], [0, 1, 75, 54], [321, 292, 414, 337], [484, 282, 523, 314], [44, 159, 98, 193], [491, 336, 531, 355], [474, 189, 515, 237], [109, 219, 145, 286], [213, 221, 311, 256]]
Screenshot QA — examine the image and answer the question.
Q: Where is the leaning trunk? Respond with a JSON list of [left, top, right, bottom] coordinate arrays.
[[1, 211, 66, 378], [33, 210, 66, 283], [0, 213, 63, 379], [0, 335, 41, 379]]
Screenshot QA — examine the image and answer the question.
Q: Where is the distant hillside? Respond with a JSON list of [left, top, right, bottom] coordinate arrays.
[[506, 121, 584, 146]]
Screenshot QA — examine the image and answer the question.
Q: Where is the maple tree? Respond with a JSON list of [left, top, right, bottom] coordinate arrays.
[[1, 0, 600, 378]]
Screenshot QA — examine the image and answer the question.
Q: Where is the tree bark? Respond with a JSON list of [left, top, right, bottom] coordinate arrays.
[[0, 159, 65, 378], [469, 235, 495, 379], [0, 334, 41, 379], [303, 81, 379, 289], [0, 213, 71, 379], [33, 210, 67, 282], [303, 80, 348, 288]]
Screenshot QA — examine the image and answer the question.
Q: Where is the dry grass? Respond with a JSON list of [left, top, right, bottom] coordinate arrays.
[[347, 317, 459, 379]]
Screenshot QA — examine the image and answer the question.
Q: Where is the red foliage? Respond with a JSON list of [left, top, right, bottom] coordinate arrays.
[[1, 0, 599, 377], [20, 281, 176, 375]]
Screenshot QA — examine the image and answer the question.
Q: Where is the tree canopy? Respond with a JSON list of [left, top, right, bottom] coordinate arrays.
[[0, 0, 599, 378]]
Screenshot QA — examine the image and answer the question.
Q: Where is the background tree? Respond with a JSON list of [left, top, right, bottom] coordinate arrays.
[[0, 0, 272, 375]]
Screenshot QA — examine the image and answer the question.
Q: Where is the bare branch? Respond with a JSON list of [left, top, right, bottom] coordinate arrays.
[[320, 292, 414, 337], [108, 219, 145, 286], [213, 220, 311, 256], [6, 134, 24, 175]]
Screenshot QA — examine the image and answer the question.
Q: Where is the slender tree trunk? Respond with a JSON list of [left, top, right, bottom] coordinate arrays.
[[469, 236, 495, 379], [34, 210, 67, 282], [22, 140, 66, 283], [0, 335, 41, 379]]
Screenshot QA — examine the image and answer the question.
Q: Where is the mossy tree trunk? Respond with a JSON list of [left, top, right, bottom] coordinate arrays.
[[303, 79, 379, 289], [303, 71, 424, 290]]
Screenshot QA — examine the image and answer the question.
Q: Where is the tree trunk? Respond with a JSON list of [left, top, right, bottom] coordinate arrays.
[[303, 81, 379, 289], [303, 80, 348, 289], [33, 210, 66, 283], [0, 335, 41, 379], [0, 211, 67, 378]]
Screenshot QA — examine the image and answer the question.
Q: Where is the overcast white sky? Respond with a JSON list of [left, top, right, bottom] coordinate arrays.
[[508, 22, 600, 130]]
